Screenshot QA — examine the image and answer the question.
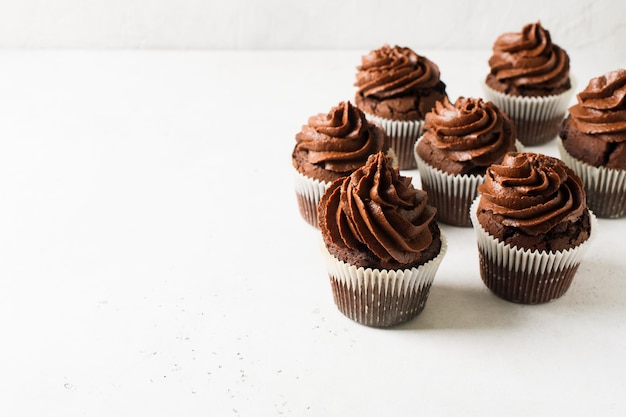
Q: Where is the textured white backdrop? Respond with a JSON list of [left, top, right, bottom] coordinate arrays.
[[0, 0, 624, 55]]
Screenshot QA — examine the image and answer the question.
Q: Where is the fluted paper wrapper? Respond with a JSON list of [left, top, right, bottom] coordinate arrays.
[[365, 112, 423, 170], [470, 198, 596, 304], [557, 139, 626, 218], [414, 139, 523, 227], [483, 83, 574, 146], [415, 152, 484, 227], [321, 235, 447, 327], [293, 169, 330, 228]]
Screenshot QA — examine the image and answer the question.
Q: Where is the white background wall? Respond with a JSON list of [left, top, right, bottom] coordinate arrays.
[[0, 0, 624, 55]]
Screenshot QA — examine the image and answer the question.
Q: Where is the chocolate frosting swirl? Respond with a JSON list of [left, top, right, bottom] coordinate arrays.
[[477, 152, 586, 235], [567, 69, 626, 138], [418, 97, 516, 174], [487, 22, 570, 94], [319, 152, 438, 266], [355, 45, 442, 99], [294, 101, 388, 176]]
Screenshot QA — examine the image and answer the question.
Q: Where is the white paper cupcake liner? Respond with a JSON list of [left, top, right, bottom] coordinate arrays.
[[365, 113, 424, 170], [293, 169, 330, 228], [469, 197, 596, 304], [414, 140, 523, 227], [415, 152, 484, 227], [557, 139, 626, 218], [321, 235, 447, 327], [482, 83, 574, 146]]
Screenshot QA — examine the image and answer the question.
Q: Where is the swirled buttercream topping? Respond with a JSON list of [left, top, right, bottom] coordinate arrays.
[[294, 101, 388, 173], [418, 97, 516, 174], [319, 152, 437, 265], [567, 69, 626, 138], [355, 45, 442, 99], [477, 152, 586, 235], [487, 22, 570, 93]]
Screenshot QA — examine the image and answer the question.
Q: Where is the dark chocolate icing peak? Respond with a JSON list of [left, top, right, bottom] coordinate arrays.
[[477, 152, 586, 235], [487, 22, 570, 92], [295, 101, 388, 173], [420, 97, 516, 169], [568, 69, 626, 137], [355, 45, 442, 99], [319, 152, 437, 265]]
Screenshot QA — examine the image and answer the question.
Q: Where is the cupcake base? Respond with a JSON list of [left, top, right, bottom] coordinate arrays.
[[295, 193, 320, 227], [415, 151, 484, 227], [558, 139, 626, 218], [414, 140, 523, 227], [322, 236, 447, 327], [293, 170, 330, 228], [584, 185, 626, 219], [365, 113, 423, 170], [513, 115, 564, 147], [483, 83, 574, 147], [470, 198, 596, 304], [329, 274, 433, 327], [478, 251, 580, 304]]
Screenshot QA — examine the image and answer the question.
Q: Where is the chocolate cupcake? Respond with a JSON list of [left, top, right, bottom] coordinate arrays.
[[470, 152, 596, 304], [415, 96, 518, 226], [318, 152, 447, 327], [292, 101, 390, 227], [355, 45, 448, 169], [558, 68, 626, 218], [483, 22, 574, 146]]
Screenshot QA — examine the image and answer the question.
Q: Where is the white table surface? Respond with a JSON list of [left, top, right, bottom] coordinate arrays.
[[0, 49, 624, 416]]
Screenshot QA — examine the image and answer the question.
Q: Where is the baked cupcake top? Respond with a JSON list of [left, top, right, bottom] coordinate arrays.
[[560, 69, 626, 169], [476, 152, 590, 251], [485, 22, 571, 97], [416, 97, 517, 175], [292, 101, 390, 183], [354, 45, 447, 121], [318, 152, 441, 270]]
